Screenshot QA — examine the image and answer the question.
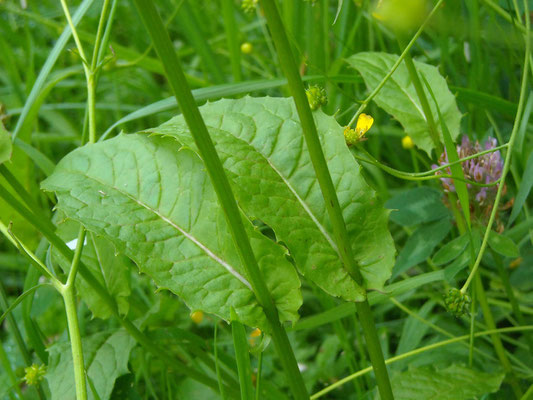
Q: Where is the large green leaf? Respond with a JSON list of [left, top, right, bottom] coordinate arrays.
[[46, 329, 136, 400], [53, 219, 131, 319], [347, 52, 462, 156], [41, 134, 301, 331], [146, 97, 395, 299], [377, 364, 504, 400]]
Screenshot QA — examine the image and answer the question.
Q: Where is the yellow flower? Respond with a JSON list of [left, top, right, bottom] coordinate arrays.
[[250, 328, 262, 338], [190, 310, 204, 324], [240, 42, 253, 54], [402, 135, 414, 149], [344, 113, 374, 146], [356, 113, 374, 136]]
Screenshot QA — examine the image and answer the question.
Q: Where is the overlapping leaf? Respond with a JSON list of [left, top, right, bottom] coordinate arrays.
[[46, 329, 136, 400], [348, 52, 461, 156], [146, 96, 395, 299], [377, 364, 504, 400], [41, 134, 301, 331]]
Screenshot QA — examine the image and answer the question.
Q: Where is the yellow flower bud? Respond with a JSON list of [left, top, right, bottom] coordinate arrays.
[[190, 310, 204, 324], [402, 135, 414, 149], [240, 42, 253, 55], [250, 328, 262, 338]]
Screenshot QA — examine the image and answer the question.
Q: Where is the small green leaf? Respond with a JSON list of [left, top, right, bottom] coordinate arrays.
[[147, 97, 395, 298], [46, 329, 136, 400], [42, 134, 301, 331], [347, 52, 461, 156], [386, 187, 449, 227], [393, 218, 452, 278], [433, 234, 469, 266], [377, 364, 504, 400], [443, 250, 470, 283], [488, 231, 519, 258], [0, 123, 12, 165]]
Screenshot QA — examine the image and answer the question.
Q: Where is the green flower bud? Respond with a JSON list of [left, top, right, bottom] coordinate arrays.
[[305, 85, 328, 111], [241, 0, 257, 14], [444, 288, 471, 318], [23, 364, 46, 386]]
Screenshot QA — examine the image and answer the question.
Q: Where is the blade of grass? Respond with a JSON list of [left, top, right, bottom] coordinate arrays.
[[231, 309, 254, 400], [221, 0, 241, 82]]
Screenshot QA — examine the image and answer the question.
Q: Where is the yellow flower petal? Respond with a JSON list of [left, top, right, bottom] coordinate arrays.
[[250, 327, 262, 338], [355, 113, 374, 137]]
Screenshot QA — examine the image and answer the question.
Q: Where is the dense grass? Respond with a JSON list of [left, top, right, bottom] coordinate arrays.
[[0, 0, 532, 399]]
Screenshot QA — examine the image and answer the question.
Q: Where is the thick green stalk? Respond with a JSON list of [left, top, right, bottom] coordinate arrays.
[[258, 0, 393, 398], [130, 1, 308, 398]]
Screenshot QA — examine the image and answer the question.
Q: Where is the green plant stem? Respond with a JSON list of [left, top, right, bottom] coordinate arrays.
[[348, 0, 445, 127], [60, 285, 87, 400], [221, 0, 241, 82], [311, 325, 533, 399], [258, 1, 393, 398], [130, 1, 307, 398], [354, 141, 507, 179], [397, 38, 442, 154], [460, 0, 530, 293]]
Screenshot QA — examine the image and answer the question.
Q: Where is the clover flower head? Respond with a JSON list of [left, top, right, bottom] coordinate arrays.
[[433, 136, 503, 207]]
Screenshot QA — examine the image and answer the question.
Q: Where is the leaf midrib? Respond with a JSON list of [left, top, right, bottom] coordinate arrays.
[[66, 167, 253, 290]]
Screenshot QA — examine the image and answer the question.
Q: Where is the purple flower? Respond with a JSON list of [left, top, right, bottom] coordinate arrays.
[[435, 136, 503, 207]]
